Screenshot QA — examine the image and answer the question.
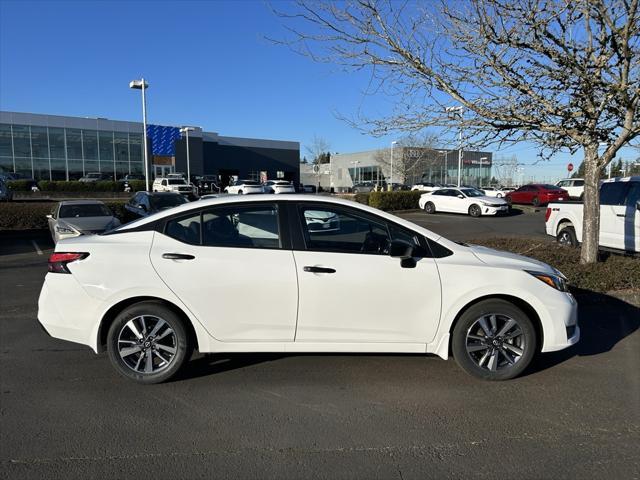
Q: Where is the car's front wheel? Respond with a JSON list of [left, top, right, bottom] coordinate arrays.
[[452, 299, 537, 381], [107, 301, 193, 384], [468, 204, 482, 217], [424, 201, 436, 214]]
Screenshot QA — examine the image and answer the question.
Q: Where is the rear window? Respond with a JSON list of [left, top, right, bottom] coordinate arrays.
[[150, 195, 189, 210], [167, 179, 187, 185], [59, 204, 111, 218]]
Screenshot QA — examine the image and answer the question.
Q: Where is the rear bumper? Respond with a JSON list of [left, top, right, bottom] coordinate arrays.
[[37, 274, 102, 352]]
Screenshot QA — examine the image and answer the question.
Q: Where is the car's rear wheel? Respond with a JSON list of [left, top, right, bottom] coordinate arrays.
[[532, 196, 540, 207], [496, 193, 503, 198], [238, 190, 243, 195], [452, 299, 537, 381], [424, 201, 436, 214], [557, 226, 578, 247], [468, 204, 482, 217], [107, 301, 192, 384]]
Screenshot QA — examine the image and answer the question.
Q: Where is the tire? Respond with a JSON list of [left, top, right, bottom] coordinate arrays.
[[532, 196, 540, 207], [107, 301, 193, 384], [238, 190, 243, 195], [452, 299, 537, 381], [424, 201, 436, 214], [496, 193, 502, 198], [505, 195, 513, 205], [353, 188, 359, 194], [468, 204, 482, 217], [557, 226, 578, 247]]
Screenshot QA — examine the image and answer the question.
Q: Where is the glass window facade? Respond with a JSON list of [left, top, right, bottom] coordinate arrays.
[[0, 123, 144, 181]]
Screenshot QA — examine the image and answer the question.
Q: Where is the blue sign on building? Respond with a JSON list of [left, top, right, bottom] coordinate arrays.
[[147, 125, 181, 156]]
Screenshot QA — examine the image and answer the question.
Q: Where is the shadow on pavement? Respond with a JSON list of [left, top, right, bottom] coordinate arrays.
[[527, 288, 640, 376], [0, 230, 53, 257]]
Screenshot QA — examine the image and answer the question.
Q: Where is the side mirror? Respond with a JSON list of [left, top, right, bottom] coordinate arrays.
[[389, 240, 414, 259], [458, 194, 465, 199], [138, 204, 147, 212]]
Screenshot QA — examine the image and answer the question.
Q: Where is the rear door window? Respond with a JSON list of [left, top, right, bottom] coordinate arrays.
[[202, 204, 280, 249], [600, 182, 629, 206]]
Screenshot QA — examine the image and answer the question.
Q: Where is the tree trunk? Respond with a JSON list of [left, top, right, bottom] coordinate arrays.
[[580, 146, 601, 264]]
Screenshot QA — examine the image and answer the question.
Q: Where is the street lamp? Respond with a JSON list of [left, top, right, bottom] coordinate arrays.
[[389, 140, 398, 191], [445, 106, 464, 187], [180, 126, 195, 184], [129, 78, 150, 191], [479, 157, 488, 188]]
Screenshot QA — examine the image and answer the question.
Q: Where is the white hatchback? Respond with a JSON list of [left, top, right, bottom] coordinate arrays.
[[419, 187, 509, 217], [38, 195, 578, 384]]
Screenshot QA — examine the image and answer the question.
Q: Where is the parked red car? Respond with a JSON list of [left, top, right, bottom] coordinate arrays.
[[505, 184, 570, 206]]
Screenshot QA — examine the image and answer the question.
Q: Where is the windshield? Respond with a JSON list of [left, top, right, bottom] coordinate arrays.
[[59, 204, 111, 218], [460, 188, 485, 197], [150, 195, 188, 210]]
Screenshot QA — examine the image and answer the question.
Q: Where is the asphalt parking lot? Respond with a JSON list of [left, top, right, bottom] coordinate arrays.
[[1, 209, 638, 479]]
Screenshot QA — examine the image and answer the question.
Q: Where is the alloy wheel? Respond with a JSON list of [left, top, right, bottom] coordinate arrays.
[[117, 315, 177, 374], [465, 313, 525, 372]]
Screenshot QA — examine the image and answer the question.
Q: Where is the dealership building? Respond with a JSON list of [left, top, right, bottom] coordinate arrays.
[[301, 146, 493, 191], [0, 111, 300, 186]]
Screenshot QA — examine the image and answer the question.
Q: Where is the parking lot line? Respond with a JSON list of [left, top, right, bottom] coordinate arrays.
[[31, 240, 43, 256]]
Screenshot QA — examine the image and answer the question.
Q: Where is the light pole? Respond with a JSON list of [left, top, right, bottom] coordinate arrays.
[[180, 126, 195, 184], [351, 160, 360, 188], [389, 140, 398, 191], [479, 157, 488, 187], [129, 78, 150, 191], [445, 106, 464, 187]]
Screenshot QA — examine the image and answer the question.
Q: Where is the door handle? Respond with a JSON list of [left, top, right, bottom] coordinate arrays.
[[616, 214, 625, 217], [303, 266, 336, 274], [162, 253, 195, 260]]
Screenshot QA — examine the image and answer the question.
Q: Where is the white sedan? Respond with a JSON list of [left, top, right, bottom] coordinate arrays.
[[224, 180, 264, 195], [263, 180, 296, 194], [419, 187, 509, 217], [411, 182, 441, 192], [38, 195, 578, 384], [481, 187, 511, 198]]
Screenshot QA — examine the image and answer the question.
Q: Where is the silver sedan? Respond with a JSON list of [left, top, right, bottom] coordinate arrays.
[[47, 200, 121, 243]]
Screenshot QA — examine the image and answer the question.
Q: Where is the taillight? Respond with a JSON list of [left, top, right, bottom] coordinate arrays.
[[545, 207, 551, 222], [48, 252, 89, 274]]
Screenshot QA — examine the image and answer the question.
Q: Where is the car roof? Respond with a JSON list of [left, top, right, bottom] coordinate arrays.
[[58, 200, 106, 205], [115, 194, 447, 242], [601, 176, 640, 183]]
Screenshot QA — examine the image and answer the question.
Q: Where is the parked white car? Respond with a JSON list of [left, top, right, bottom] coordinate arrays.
[[419, 187, 509, 217], [263, 180, 296, 194], [555, 178, 584, 199], [224, 180, 264, 195], [38, 195, 578, 384], [481, 187, 510, 198], [411, 182, 441, 192], [545, 176, 639, 253], [152, 177, 193, 196]]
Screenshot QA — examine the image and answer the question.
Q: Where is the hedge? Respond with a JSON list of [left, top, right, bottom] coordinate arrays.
[[37, 180, 124, 192], [0, 201, 128, 230], [368, 191, 422, 211], [7, 180, 36, 191]]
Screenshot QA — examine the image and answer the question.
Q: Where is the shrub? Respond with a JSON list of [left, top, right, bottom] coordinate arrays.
[[36, 180, 121, 192], [354, 192, 370, 205], [7, 180, 32, 191], [126, 180, 146, 192], [368, 191, 422, 211], [0, 200, 128, 230], [467, 237, 640, 293]]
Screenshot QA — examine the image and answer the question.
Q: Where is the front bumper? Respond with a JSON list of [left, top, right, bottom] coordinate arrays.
[[540, 291, 580, 352], [481, 204, 509, 215]]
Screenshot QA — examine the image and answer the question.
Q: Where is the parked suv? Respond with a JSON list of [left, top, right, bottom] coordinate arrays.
[[124, 191, 189, 221], [555, 178, 584, 199], [152, 177, 193, 196]]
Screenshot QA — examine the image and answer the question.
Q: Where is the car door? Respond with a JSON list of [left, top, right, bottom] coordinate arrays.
[[623, 182, 640, 252], [149, 202, 298, 342], [435, 189, 457, 212], [599, 181, 639, 251], [449, 189, 469, 213], [291, 203, 442, 344]]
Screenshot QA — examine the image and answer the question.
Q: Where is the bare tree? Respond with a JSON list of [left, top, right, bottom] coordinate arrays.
[[272, 0, 640, 263], [306, 135, 331, 164]]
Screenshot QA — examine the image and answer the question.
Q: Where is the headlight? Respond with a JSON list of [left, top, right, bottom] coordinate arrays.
[[526, 270, 569, 292], [55, 224, 78, 235]]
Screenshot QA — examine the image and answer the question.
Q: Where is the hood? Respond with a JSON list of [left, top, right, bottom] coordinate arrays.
[[475, 195, 507, 204], [468, 244, 556, 274], [61, 216, 119, 233]]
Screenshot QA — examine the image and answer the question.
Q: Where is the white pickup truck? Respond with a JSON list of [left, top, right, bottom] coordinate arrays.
[[545, 176, 640, 253]]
